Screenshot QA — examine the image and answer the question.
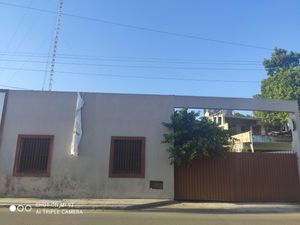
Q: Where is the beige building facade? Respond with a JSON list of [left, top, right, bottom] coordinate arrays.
[[0, 90, 299, 198]]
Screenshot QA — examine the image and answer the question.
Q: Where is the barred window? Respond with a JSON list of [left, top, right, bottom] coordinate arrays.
[[109, 137, 145, 178], [13, 135, 54, 177]]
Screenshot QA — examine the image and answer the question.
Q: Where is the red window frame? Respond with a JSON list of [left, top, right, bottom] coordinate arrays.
[[109, 136, 145, 178], [13, 135, 54, 177]]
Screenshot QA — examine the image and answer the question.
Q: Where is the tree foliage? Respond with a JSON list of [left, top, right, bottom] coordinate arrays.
[[254, 48, 300, 125], [162, 109, 229, 165], [263, 48, 300, 76]]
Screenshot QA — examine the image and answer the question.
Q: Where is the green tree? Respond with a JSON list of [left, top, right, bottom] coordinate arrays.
[[162, 109, 229, 165], [254, 48, 300, 125]]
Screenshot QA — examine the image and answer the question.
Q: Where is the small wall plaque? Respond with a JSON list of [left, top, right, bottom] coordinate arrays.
[[150, 180, 163, 189]]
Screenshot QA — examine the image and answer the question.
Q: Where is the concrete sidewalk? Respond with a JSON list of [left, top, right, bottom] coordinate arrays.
[[153, 202, 300, 213], [0, 198, 300, 213], [0, 198, 174, 210]]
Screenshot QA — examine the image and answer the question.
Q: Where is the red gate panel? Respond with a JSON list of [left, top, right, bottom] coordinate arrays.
[[175, 152, 300, 201]]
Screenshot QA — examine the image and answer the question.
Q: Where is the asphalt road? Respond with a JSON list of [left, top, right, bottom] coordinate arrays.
[[1, 208, 300, 225]]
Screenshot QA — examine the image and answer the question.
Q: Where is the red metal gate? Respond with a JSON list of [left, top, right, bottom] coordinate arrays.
[[175, 152, 300, 201]]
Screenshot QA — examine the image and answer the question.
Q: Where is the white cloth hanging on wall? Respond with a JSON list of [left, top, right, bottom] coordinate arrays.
[[70, 93, 84, 156]]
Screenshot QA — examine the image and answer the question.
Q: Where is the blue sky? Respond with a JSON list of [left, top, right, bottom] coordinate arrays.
[[0, 0, 299, 98]]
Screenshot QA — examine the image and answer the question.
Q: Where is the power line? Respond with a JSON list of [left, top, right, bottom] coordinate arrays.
[[0, 0, 41, 77], [0, 1, 272, 51], [0, 59, 264, 71], [0, 84, 31, 90], [0, 53, 262, 65], [3, 57, 295, 70], [0, 66, 260, 84], [0, 52, 262, 63], [1, 0, 54, 84], [0, 0, 34, 61]]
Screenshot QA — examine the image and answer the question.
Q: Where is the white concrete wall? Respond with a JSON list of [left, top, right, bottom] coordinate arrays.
[[0, 91, 174, 198], [0, 90, 299, 198], [0, 92, 5, 124]]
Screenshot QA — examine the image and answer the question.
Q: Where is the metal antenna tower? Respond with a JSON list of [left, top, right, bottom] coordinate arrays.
[[48, 0, 63, 91]]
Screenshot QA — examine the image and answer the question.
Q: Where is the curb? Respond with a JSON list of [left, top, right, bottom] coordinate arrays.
[[0, 200, 176, 210], [126, 200, 176, 210], [1, 200, 299, 213], [145, 207, 300, 214]]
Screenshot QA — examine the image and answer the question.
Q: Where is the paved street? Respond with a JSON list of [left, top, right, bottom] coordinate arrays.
[[1, 208, 300, 225]]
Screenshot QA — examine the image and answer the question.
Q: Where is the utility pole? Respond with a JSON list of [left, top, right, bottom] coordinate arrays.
[[48, 0, 63, 91]]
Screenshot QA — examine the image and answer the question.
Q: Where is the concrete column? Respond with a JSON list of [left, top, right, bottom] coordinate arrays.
[[261, 125, 266, 135], [289, 112, 300, 180]]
